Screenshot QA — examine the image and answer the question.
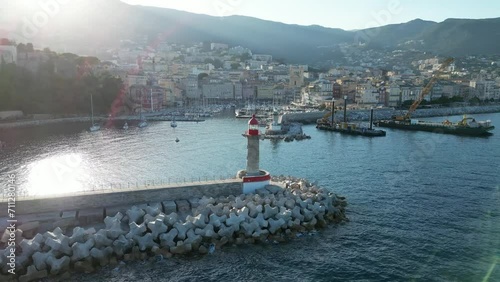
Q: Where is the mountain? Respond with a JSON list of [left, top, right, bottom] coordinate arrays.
[[3, 0, 500, 64]]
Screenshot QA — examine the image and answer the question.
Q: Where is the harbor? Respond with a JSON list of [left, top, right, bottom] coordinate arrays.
[[0, 112, 499, 281]]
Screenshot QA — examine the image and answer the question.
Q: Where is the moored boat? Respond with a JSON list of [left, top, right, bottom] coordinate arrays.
[[375, 116, 494, 136]]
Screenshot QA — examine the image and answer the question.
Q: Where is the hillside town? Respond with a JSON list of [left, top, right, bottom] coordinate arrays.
[[1, 39, 499, 114]]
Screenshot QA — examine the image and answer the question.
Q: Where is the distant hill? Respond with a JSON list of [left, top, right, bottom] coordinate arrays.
[[4, 0, 500, 64]]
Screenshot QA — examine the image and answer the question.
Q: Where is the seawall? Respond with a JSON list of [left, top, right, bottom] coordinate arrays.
[[281, 105, 500, 124], [0, 179, 242, 217]]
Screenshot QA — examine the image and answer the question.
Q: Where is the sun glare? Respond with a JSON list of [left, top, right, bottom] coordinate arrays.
[[26, 153, 88, 196]]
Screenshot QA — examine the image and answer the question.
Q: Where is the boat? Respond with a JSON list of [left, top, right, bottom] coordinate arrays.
[[316, 106, 386, 137], [137, 93, 148, 128], [175, 137, 180, 143], [89, 92, 100, 132], [122, 122, 129, 130], [171, 116, 177, 128], [373, 58, 494, 136], [375, 116, 494, 136], [317, 122, 386, 137]]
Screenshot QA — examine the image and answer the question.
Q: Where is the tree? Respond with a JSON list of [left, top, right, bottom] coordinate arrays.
[[17, 43, 26, 53], [26, 43, 34, 52], [231, 62, 240, 70]]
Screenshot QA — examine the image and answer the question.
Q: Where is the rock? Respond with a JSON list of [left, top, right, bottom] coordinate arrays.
[[165, 212, 179, 227], [185, 229, 203, 246], [145, 204, 162, 217], [301, 207, 315, 222], [237, 207, 250, 220], [71, 238, 95, 262], [170, 241, 192, 255], [275, 207, 292, 222], [208, 214, 227, 228], [217, 223, 238, 238], [93, 229, 113, 248], [226, 212, 245, 228], [147, 218, 168, 239], [73, 259, 95, 273], [90, 246, 113, 266], [19, 233, 43, 257], [291, 206, 304, 221], [234, 197, 245, 209], [246, 202, 261, 218], [18, 221, 40, 234], [143, 213, 165, 225], [126, 222, 146, 240], [174, 222, 193, 240], [187, 214, 207, 229], [46, 255, 70, 275], [268, 218, 286, 234], [252, 228, 269, 239], [135, 233, 159, 252], [198, 245, 208, 255], [263, 204, 279, 219], [32, 250, 56, 271], [188, 198, 200, 209], [255, 213, 268, 228], [159, 228, 178, 249], [198, 196, 215, 207], [19, 265, 48, 282], [126, 206, 146, 224], [44, 233, 72, 256], [241, 219, 260, 237], [194, 224, 215, 238], [266, 185, 283, 194], [69, 227, 86, 245], [112, 235, 134, 257], [175, 200, 190, 213], [162, 201, 177, 215]]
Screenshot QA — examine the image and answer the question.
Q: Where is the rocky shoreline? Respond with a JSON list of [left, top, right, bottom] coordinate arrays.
[[0, 176, 347, 281]]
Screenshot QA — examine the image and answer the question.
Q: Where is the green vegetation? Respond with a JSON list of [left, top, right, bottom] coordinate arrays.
[[402, 96, 466, 107], [0, 52, 123, 115]]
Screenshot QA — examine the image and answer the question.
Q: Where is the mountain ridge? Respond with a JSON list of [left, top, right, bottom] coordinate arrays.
[[3, 1, 500, 64]]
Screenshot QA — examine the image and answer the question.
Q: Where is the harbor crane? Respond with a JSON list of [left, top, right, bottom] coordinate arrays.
[[393, 57, 454, 121]]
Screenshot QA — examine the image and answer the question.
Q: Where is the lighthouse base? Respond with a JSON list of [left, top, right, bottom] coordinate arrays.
[[237, 170, 271, 194]]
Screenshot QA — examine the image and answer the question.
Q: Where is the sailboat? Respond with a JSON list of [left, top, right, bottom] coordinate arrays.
[[89, 92, 100, 132], [137, 91, 148, 128]]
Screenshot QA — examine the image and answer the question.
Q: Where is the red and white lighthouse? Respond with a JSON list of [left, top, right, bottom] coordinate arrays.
[[237, 115, 271, 194]]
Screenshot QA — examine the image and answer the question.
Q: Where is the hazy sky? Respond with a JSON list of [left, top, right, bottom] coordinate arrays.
[[121, 0, 500, 30]]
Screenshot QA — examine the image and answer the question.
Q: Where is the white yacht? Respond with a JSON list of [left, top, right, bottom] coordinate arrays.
[[89, 92, 100, 132]]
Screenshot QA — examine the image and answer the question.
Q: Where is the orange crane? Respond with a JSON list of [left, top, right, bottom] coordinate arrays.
[[393, 57, 454, 121]]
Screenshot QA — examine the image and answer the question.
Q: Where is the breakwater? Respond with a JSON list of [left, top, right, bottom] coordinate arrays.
[[281, 105, 500, 124], [0, 176, 347, 281]]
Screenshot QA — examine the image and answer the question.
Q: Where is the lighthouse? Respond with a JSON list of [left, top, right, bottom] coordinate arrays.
[[238, 115, 271, 194]]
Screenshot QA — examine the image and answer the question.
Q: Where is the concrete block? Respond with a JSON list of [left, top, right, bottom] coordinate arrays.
[[188, 198, 200, 209], [77, 208, 104, 226], [61, 210, 77, 219], [105, 205, 130, 218], [18, 221, 40, 233], [162, 201, 177, 214], [175, 200, 190, 213]]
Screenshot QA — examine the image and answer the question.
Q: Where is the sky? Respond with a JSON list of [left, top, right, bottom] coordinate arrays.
[[121, 0, 500, 30]]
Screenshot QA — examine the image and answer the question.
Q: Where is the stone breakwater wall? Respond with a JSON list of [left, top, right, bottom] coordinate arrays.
[[282, 105, 500, 124], [0, 176, 347, 281], [0, 180, 242, 217]]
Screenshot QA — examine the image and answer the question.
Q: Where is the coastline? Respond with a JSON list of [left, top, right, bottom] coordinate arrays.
[[1, 105, 500, 129]]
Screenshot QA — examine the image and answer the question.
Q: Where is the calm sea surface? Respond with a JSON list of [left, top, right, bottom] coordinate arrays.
[[1, 111, 499, 281]]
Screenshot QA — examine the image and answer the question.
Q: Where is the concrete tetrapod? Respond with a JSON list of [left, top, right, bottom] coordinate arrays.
[[71, 238, 95, 262]]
